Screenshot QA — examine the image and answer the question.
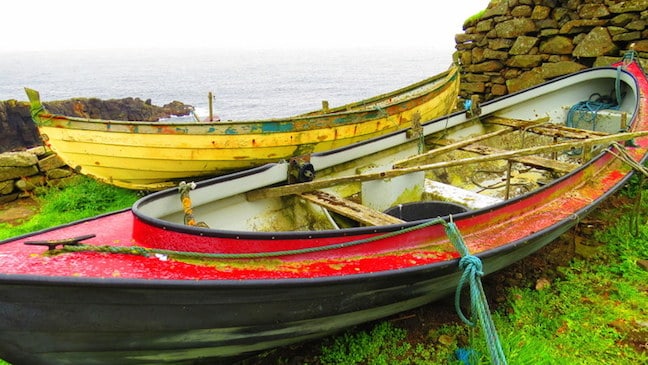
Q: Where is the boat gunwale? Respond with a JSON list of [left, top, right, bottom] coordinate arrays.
[[0, 176, 629, 288], [0, 143, 642, 288], [30, 66, 459, 129]]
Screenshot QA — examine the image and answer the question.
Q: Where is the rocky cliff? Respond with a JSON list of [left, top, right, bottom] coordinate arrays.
[[456, 0, 648, 102], [0, 97, 193, 202], [0, 97, 193, 153]]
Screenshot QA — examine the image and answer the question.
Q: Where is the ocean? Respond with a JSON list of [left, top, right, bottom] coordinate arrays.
[[0, 48, 454, 121]]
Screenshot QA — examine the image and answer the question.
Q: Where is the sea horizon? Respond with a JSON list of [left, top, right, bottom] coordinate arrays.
[[0, 47, 456, 120]]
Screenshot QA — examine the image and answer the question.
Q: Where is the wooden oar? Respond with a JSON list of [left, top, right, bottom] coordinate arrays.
[[246, 130, 648, 201]]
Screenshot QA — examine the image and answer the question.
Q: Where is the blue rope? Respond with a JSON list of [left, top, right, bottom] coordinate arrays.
[[443, 221, 508, 365], [455, 348, 479, 365], [566, 94, 619, 129], [566, 52, 635, 131]]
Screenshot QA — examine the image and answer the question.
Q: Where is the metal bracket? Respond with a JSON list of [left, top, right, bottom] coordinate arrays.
[[288, 156, 315, 184], [24, 234, 96, 251]]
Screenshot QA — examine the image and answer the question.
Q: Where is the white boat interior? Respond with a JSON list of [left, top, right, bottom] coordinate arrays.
[[136, 66, 639, 233]]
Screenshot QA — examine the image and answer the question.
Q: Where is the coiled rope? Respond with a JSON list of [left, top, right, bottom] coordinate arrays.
[[566, 93, 620, 129], [566, 51, 636, 130]]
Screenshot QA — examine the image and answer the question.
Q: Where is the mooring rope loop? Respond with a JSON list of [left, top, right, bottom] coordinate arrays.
[[178, 181, 209, 228], [444, 220, 508, 365]]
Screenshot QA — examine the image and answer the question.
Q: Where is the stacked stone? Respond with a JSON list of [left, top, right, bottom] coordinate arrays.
[[0, 147, 74, 203], [456, 0, 648, 102]]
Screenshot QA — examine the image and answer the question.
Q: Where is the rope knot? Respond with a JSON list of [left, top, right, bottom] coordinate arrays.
[[458, 255, 483, 276]]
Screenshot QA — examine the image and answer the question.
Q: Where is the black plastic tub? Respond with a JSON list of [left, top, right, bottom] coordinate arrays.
[[384, 201, 468, 221]]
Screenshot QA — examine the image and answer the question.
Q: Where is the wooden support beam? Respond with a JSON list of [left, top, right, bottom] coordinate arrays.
[[394, 126, 514, 168], [441, 142, 580, 173], [486, 117, 609, 139], [299, 191, 405, 226], [395, 116, 606, 169], [246, 130, 648, 201]]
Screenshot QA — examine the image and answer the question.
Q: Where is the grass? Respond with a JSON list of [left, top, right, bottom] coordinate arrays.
[[1, 177, 647, 364], [0, 176, 140, 240]]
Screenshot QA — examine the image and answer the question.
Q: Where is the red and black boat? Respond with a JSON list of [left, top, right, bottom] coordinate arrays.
[[1, 58, 647, 365]]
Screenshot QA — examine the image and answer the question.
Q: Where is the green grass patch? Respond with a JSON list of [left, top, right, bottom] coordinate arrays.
[[500, 213, 648, 364], [319, 322, 413, 365], [0, 176, 140, 240]]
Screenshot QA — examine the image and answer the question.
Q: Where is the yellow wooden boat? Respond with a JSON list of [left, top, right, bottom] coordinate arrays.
[[25, 64, 459, 190]]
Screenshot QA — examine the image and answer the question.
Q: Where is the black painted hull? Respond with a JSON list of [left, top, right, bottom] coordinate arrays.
[[0, 219, 572, 365]]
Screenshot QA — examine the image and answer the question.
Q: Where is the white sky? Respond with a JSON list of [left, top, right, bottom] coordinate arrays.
[[2, 0, 488, 52]]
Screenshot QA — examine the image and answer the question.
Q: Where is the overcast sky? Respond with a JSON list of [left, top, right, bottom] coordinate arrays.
[[3, 0, 488, 53]]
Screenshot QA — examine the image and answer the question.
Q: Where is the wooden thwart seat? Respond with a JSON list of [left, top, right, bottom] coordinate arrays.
[[299, 191, 405, 226]]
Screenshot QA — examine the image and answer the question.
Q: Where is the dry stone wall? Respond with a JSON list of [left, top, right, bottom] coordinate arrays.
[[456, 0, 648, 102], [0, 147, 75, 203]]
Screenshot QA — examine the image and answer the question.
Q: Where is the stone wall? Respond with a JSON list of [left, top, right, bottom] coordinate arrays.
[[456, 0, 648, 103], [0, 147, 75, 203], [0, 101, 41, 153]]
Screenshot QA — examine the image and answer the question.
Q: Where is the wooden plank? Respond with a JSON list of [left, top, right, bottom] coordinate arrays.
[[246, 130, 648, 201], [439, 142, 580, 173], [394, 126, 514, 168], [486, 116, 609, 139], [299, 191, 405, 226], [394, 116, 602, 169], [424, 180, 502, 209]]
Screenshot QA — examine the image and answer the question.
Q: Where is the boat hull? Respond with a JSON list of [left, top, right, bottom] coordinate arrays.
[[0, 221, 571, 365], [28, 66, 460, 190]]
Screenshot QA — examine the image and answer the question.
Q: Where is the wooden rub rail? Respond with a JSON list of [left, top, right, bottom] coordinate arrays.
[[299, 191, 405, 226]]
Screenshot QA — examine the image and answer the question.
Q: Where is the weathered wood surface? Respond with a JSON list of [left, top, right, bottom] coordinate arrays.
[[299, 191, 405, 226], [439, 142, 580, 173], [486, 117, 610, 139], [394, 126, 514, 168]]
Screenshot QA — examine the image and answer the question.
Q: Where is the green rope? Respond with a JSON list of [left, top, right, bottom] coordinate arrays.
[[444, 221, 508, 365], [54, 217, 450, 259], [616, 50, 636, 109]]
